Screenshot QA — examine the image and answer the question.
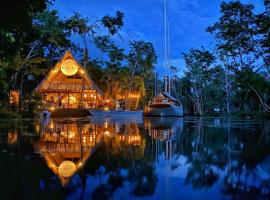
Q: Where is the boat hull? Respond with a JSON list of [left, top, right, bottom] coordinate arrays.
[[143, 104, 183, 117], [89, 110, 142, 117]]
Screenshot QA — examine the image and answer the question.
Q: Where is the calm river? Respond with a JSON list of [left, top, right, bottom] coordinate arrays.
[[0, 117, 269, 200]]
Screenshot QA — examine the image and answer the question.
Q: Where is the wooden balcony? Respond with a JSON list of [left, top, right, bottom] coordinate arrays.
[[38, 82, 95, 93]]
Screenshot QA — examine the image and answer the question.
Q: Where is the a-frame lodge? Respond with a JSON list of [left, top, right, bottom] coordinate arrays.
[[36, 51, 100, 109]]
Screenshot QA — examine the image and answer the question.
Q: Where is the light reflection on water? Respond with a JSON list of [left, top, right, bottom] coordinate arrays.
[[0, 117, 270, 200]]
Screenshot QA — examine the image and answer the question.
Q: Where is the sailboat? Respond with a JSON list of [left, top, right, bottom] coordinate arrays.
[[143, 0, 183, 117]]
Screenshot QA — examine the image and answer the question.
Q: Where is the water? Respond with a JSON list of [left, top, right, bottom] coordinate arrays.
[[0, 117, 270, 200]]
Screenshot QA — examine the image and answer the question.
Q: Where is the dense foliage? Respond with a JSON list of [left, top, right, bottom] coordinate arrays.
[[2, 0, 270, 116], [0, 0, 157, 113], [176, 0, 270, 116]]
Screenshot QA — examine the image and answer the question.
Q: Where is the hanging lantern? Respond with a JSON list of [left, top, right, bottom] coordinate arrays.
[[61, 59, 78, 76]]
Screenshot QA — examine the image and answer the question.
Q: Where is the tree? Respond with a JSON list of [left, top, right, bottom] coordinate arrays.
[[183, 48, 215, 115], [255, 0, 270, 72], [207, 1, 270, 112], [128, 40, 157, 104]]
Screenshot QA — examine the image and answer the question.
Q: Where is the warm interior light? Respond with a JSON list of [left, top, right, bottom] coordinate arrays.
[[68, 131, 75, 138], [80, 69, 85, 74], [69, 96, 76, 101], [84, 94, 87, 98], [104, 107, 109, 111], [61, 59, 78, 76]]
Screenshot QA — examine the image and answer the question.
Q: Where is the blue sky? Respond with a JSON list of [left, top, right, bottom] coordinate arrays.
[[52, 0, 265, 76]]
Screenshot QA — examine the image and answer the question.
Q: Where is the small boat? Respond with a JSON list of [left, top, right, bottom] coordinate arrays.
[[143, 92, 183, 117], [88, 110, 142, 117]]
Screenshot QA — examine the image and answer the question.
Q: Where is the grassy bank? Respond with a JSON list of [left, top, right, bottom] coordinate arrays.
[[0, 110, 22, 119]]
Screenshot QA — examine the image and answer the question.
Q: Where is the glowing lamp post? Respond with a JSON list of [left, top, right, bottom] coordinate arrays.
[[61, 59, 78, 76]]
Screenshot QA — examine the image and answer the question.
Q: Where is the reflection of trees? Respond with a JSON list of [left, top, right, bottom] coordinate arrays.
[[85, 131, 157, 200], [1, 118, 270, 199], [178, 118, 270, 198], [180, 118, 227, 188], [0, 121, 65, 200], [222, 121, 270, 199]]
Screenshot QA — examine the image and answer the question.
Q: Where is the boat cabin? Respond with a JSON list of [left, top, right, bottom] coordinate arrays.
[[150, 92, 181, 106]]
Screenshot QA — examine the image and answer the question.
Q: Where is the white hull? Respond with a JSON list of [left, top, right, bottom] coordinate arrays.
[[144, 104, 183, 117], [89, 110, 142, 117]]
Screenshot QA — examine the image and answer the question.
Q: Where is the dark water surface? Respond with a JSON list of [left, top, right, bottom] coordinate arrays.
[[0, 117, 270, 200]]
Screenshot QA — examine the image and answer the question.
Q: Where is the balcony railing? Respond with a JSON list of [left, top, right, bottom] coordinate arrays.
[[38, 82, 94, 93]]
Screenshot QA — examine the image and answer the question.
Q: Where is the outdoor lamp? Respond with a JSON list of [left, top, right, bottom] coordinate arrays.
[[61, 59, 78, 76]]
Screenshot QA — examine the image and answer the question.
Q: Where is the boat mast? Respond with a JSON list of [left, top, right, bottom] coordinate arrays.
[[163, 0, 171, 94], [168, 21, 171, 94], [164, 0, 168, 93]]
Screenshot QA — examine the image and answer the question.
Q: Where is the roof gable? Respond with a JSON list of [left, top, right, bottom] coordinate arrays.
[[36, 50, 100, 92]]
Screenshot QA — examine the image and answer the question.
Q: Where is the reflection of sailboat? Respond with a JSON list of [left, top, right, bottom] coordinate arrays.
[[144, 117, 183, 160], [144, 117, 183, 141], [143, 0, 183, 117]]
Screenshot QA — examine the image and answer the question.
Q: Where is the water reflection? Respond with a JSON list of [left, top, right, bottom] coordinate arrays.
[[0, 118, 270, 199], [37, 120, 97, 185], [36, 119, 143, 186]]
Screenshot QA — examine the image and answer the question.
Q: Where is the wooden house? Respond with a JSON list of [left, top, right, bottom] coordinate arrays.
[[36, 50, 100, 109]]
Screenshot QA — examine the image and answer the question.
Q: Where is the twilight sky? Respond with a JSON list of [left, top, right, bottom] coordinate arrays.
[[52, 0, 265, 75]]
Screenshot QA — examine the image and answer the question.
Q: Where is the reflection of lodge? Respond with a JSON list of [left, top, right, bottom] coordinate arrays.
[[38, 122, 97, 185], [37, 120, 142, 185]]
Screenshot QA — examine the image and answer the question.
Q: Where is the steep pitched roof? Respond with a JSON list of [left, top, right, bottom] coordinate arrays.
[[36, 50, 100, 93]]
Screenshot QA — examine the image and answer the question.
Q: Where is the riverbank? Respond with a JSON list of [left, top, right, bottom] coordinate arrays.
[[0, 110, 22, 119], [0, 110, 37, 119], [2, 109, 270, 120], [203, 111, 270, 119]]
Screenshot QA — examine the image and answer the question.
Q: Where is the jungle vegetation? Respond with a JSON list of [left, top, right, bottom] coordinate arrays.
[[1, 0, 270, 117]]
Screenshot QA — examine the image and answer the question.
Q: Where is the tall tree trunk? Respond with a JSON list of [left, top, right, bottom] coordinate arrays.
[[224, 61, 231, 114], [250, 85, 270, 112], [192, 81, 203, 115]]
